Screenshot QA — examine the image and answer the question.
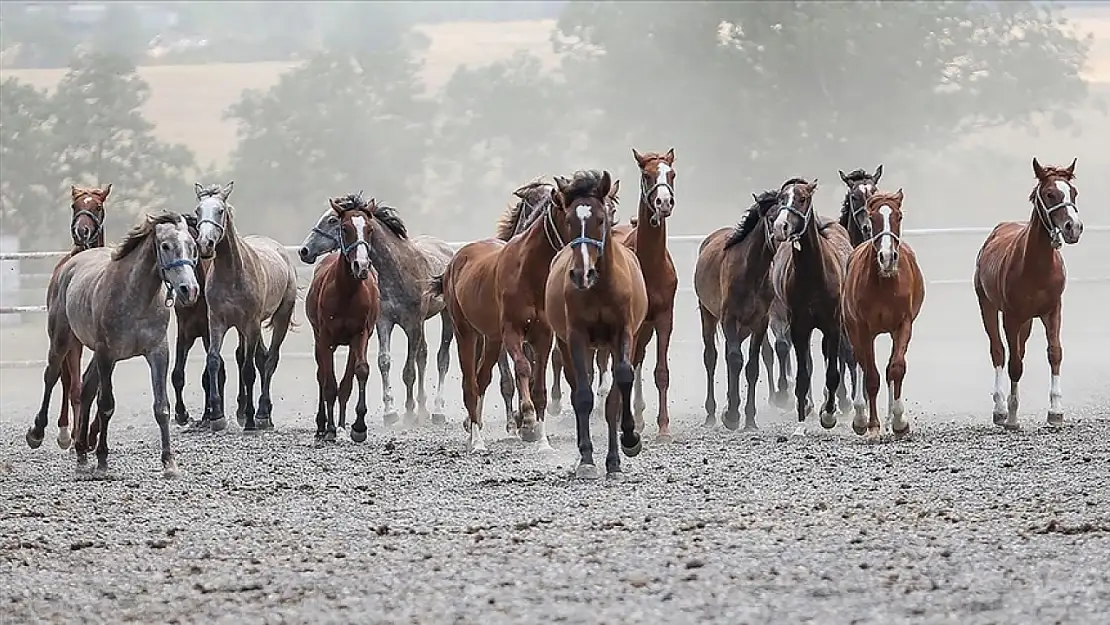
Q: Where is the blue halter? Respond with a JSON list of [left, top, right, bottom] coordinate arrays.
[[159, 257, 197, 307]]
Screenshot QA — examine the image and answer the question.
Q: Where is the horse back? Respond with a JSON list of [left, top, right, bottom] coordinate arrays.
[[975, 220, 1065, 313], [692, 227, 733, 318], [443, 238, 505, 335], [242, 234, 298, 315]]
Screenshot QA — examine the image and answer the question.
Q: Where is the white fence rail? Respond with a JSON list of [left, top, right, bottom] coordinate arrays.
[[2, 225, 1108, 316]]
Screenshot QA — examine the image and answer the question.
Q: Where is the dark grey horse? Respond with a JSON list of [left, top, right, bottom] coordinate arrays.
[[27, 211, 201, 478], [297, 201, 455, 425], [193, 182, 298, 432]]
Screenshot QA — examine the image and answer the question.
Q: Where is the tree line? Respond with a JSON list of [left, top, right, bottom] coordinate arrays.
[[0, 1, 1094, 249]]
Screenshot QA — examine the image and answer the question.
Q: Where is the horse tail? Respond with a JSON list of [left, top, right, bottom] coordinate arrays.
[[427, 273, 445, 298]]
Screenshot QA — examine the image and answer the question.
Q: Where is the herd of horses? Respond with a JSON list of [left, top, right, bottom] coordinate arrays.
[[22, 151, 1084, 480]]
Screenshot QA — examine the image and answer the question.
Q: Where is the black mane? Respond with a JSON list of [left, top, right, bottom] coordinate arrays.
[[113, 211, 185, 261], [373, 204, 408, 240], [724, 190, 779, 249], [561, 169, 609, 205]]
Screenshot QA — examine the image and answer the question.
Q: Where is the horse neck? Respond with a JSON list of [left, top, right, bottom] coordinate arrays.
[[118, 236, 165, 307], [368, 227, 423, 296], [597, 226, 620, 284], [520, 211, 560, 267], [847, 217, 867, 247], [1019, 203, 1058, 277], [333, 253, 363, 294], [635, 195, 668, 267], [795, 213, 829, 274], [742, 223, 776, 274], [214, 216, 248, 270]]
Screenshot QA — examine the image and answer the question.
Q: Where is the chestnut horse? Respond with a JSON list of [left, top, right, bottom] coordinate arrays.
[[769, 177, 855, 436], [305, 194, 382, 442], [974, 158, 1083, 429], [587, 148, 677, 441], [546, 170, 646, 479], [429, 177, 580, 451], [45, 184, 111, 450], [842, 190, 925, 440], [694, 190, 783, 430]]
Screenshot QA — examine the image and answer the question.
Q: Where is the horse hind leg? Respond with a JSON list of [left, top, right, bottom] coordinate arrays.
[[337, 346, 358, 430], [699, 306, 720, 427], [496, 349, 518, 436], [836, 334, 855, 415], [376, 319, 399, 426], [74, 359, 100, 472], [171, 330, 195, 426], [888, 321, 914, 439], [431, 309, 452, 425], [547, 345, 564, 417], [256, 297, 293, 430], [238, 330, 262, 432], [976, 287, 1008, 425], [28, 332, 71, 449], [398, 323, 423, 423], [350, 332, 373, 443], [773, 330, 794, 411], [1001, 315, 1033, 430], [58, 345, 82, 449], [413, 323, 431, 420]]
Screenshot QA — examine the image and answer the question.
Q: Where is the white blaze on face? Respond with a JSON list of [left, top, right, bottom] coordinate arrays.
[[655, 163, 673, 205], [576, 204, 592, 269], [858, 183, 873, 198], [351, 215, 370, 267], [1055, 181, 1080, 223], [773, 187, 795, 236], [878, 205, 894, 257]]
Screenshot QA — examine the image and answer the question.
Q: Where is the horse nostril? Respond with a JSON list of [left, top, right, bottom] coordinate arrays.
[[586, 268, 598, 283], [569, 268, 582, 284]]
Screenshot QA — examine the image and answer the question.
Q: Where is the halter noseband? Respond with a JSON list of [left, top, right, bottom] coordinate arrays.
[[569, 204, 608, 257], [1033, 181, 1076, 250], [70, 198, 105, 249], [779, 185, 812, 250], [159, 256, 197, 307], [846, 184, 875, 236], [640, 165, 675, 227], [196, 194, 228, 243]]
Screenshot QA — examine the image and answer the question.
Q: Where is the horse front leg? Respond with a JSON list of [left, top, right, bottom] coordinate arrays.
[[607, 327, 642, 478], [496, 349, 518, 436], [336, 346, 358, 430], [565, 335, 599, 479], [527, 325, 555, 451], [58, 344, 82, 449], [1001, 314, 1033, 431], [171, 330, 195, 426], [74, 359, 99, 472], [203, 324, 230, 432], [628, 327, 653, 434], [1042, 305, 1065, 426], [653, 312, 674, 441], [256, 300, 291, 430], [350, 329, 373, 443], [414, 324, 431, 420], [315, 338, 338, 443], [503, 324, 540, 441], [90, 353, 118, 480], [773, 331, 794, 410], [548, 345, 564, 417], [852, 332, 881, 441], [376, 319, 399, 426], [790, 325, 815, 437], [144, 342, 179, 477], [818, 330, 842, 430], [699, 305, 719, 426], [887, 321, 913, 439], [760, 334, 774, 408], [400, 324, 423, 422], [432, 309, 453, 425], [742, 321, 767, 431]]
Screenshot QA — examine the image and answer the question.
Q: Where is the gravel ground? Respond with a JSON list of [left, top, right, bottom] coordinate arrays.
[[3, 281, 1110, 625]]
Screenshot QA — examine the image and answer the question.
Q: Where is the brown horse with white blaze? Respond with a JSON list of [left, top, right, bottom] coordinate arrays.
[[546, 170, 647, 479], [305, 193, 381, 442], [974, 158, 1083, 429], [842, 190, 925, 440]]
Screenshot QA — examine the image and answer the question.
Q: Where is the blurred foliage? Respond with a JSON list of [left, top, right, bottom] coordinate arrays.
[[0, 52, 197, 249]]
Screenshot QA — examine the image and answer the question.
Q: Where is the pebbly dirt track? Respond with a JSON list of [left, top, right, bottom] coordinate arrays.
[[2, 249, 1110, 624]]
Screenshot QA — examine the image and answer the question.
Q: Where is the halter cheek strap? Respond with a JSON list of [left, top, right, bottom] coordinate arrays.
[[312, 224, 342, 250], [640, 173, 675, 226], [159, 257, 197, 307], [1034, 185, 1075, 250], [197, 217, 226, 242], [543, 204, 565, 251], [71, 209, 104, 247]]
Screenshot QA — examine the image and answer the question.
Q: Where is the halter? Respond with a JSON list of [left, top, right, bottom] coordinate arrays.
[[640, 167, 675, 227], [311, 222, 342, 250], [159, 257, 197, 307], [70, 206, 104, 248], [542, 203, 565, 251], [568, 204, 608, 257], [341, 234, 371, 264], [779, 186, 812, 250], [845, 185, 874, 237], [196, 195, 228, 243], [1033, 181, 1076, 250]]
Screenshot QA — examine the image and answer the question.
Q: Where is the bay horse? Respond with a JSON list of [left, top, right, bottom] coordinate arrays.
[[305, 194, 382, 442], [193, 182, 298, 432], [44, 184, 111, 450], [546, 170, 646, 478], [27, 211, 201, 478], [842, 190, 925, 440], [296, 197, 454, 426], [769, 177, 855, 436], [694, 189, 784, 430], [974, 158, 1083, 429]]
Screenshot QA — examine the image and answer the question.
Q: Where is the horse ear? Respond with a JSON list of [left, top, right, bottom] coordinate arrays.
[[194, 182, 205, 199], [97, 183, 112, 200], [598, 170, 612, 199], [70, 185, 81, 199], [752, 192, 760, 204], [838, 170, 849, 186], [664, 148, 675, 164], [549, 185, 564, 209], [366, 197, 378, 212], [1065, 158, 1077, 177], [873, 164, 884, 184], [220, 181, 235, 201], [1032, 157, 1047, 180], [632, 148, 647, 168], [328, 197, 343, 212], [554, 175, 570, 195], [608, 178, 620, 201], [807, 178, 819, 193], [894, 188, 904, 203]]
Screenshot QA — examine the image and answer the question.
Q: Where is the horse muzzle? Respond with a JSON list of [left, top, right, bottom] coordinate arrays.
[[1061, 219, 1083, 245], [569, 267, 599, 291], [175, 283, 201, 307], [298, 246, 317, 264]]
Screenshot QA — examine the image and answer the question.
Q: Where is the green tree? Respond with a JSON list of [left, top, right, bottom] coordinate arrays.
[[223, 47, 434, 243], [0, 78, 59, 247], [47, 52, 195, 242], [555, 1, 1092, 227], [433, 51, 584, 218]]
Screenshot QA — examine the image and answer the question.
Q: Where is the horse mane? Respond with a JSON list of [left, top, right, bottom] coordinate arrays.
[[373, 204, 409, 240], [724, 190, 779, 249], [196, 184, 223, 199], [780, 177, 810, 190], [1029, 167, 1077, 203], [494, 198, 527, 241], [112, 211, 183, 261], [561, 170, 610, 206], [838, 169, 873, 228]]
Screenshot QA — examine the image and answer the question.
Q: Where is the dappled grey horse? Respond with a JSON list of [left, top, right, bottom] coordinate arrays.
[[298, 201, 455, 425], [193, 182, 298, 432], [27, 211, 201, 478]]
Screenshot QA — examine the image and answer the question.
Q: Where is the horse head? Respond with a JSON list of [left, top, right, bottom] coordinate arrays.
[[192, 181, 234, 259], [632, 147, 675, 226], [1030, 157, 1082, 248], [553, 170, 614, 290], [331, 192, 376, 280], [770, 177, 819, 248], [864, 189, 905, 277], [70, 184, 111, 249], [838, 165, 882, 241]]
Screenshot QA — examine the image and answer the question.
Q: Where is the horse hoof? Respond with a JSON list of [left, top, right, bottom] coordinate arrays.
[[91, 465, 109, 480], [742, 421, 759, 432], [1047, 412, 1064, 427], [721, 414, 740, 431], [655, 432, 674, 444], [163, 459, 180, 479], [350, 428, 368, 443], [209, 417, 228, 433], [547, 402, 562, 417], [575, 464, 600, 480], [606, 471, 625, 481], [520, 423, 541, 443], [992, 412, 1007, 426], [621, 433, 642, 458], [865, 429, 881, 443], [1003, 421, 1021, 432], [892, 426, 910, 440], [26, 429, 44, 450], [852, 422, 867, 436], [57, 430, 73, 450], [819, 411, 837, 430], [324, 430, 337, 443], [431, 413, 446, 426], [175, 414, 190, 426], [382, 411, 399, 427], [702, 415, 716, 428], [236, 414, 247, 428], [257, 418, 274, 431]]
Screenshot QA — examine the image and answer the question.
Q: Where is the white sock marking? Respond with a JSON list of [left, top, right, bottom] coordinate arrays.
[[992, 366, 1006, 414], [1049, 374, 1063, 414]]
